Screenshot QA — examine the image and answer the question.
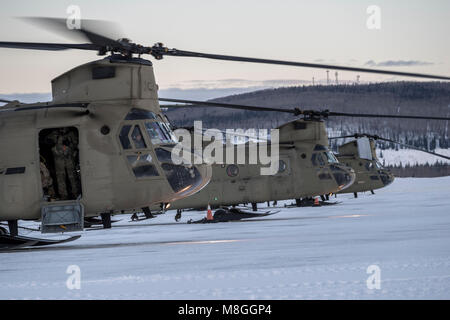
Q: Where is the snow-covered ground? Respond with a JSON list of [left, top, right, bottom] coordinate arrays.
[[1, 177, 449, 300], [377, 148, 450, 166]]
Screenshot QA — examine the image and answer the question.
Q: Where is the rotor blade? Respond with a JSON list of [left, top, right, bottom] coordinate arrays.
[[373, 136, 450, 161], [329, 111, 450, 121], [0, 41, 99, 51], [159, 98, 295, 114], [21, 17, 122, 48], [0, 103, 89, 114], [0, 98, 13, 103], [164, 49, 450, 81], [160, 98, 450, 121], [328, 134, 359, 140]]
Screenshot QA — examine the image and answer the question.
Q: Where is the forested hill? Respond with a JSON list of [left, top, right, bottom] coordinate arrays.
[[164, 81, 450, 150]]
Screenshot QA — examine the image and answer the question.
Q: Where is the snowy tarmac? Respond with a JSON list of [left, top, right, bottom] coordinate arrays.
[[1, 177, 449, 299]]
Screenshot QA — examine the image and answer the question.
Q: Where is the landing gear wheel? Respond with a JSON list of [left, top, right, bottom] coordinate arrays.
[[8, 220, 18, 237], [175, 209, 182, 222], [101, 212, 112, 229]]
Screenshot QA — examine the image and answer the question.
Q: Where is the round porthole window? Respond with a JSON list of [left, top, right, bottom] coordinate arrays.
[[278, 160, 287, 173], [226, 164, 239, 177]]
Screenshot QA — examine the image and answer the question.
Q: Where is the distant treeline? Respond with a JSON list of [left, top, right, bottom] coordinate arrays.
[[387, 163, 450, 177], [166, 81, 450, 149], [165, 81, 450, 176]]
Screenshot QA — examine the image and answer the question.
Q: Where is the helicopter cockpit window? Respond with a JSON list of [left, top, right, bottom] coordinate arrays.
[[144, 122, 175, 145], [126, 154, 159, 178], [158, 115, 178, 142], [311, 153, 325, 166], [131, 125, 147, 149], [119, 125, 132, 150], [314, 145, 327, 151], [323, 151, 338, 164], [125, 108, 157, 120], [155, 148, 173, 163], [365, 162, 374, 171]]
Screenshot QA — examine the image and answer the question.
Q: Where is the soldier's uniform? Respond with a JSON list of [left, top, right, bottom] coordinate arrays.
[[51, 130, 80, 200], [40, 161, 55, 198]]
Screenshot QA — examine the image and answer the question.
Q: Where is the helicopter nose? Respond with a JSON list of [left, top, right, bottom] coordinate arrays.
[[154, 146, 212, 200], [161, 162, 212, 201], [329, 164, 356, 191], [380, 170, 395, 186]]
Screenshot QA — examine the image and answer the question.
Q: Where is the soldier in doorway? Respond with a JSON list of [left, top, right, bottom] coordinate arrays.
[[49, 128, 80, 200], [40, 158, 55, 199]]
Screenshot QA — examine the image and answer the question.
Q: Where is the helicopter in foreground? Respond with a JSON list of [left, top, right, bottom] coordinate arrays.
[[1, 17, 449, 246]]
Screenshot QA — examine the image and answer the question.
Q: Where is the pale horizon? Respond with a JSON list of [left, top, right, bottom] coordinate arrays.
[[1, 0, 449, 94]]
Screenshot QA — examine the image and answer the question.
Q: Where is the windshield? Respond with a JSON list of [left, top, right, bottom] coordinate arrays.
[[144, 121, 177, 145], [324, 151, 339, 163]]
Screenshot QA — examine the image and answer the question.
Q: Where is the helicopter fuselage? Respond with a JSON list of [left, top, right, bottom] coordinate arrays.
[[0, 56, 211, 221]]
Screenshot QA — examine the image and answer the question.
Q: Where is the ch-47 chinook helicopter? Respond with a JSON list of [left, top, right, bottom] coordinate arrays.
[[1, 17, 450, 246], [147, 114, 356, 216], [148, 97, 450, 221], [330, 133, 450, 198]]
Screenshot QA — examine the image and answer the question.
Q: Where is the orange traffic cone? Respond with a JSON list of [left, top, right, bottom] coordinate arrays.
[[313, 197, 320, 207], [206, 204, 213, 220]]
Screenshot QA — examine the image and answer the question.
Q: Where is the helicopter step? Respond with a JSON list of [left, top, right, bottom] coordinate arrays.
[[40, 201, 84, 233], [0, 233, 81, 250]]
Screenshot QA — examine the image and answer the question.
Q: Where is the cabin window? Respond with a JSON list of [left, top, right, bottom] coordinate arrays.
[[5, 167, 26, 175], [226, 164, 239, 177], [278, 160, 287, 173]]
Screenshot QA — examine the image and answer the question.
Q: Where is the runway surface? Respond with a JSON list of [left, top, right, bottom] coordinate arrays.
[[1, 177, 449, 299]]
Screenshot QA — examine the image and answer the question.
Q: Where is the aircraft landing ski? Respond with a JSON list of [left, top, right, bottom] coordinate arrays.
[[0, 234, 81, 250]]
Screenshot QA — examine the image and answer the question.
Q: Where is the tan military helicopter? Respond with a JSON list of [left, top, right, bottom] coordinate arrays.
[[1, 17, 449, 246], [144, 98, 450, 222], [331, 133, 450, 198], [149, 116, 356, 216]]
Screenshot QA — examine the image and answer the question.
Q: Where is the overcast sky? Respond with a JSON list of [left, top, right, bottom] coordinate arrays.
[[0, 0, 449, 94]]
